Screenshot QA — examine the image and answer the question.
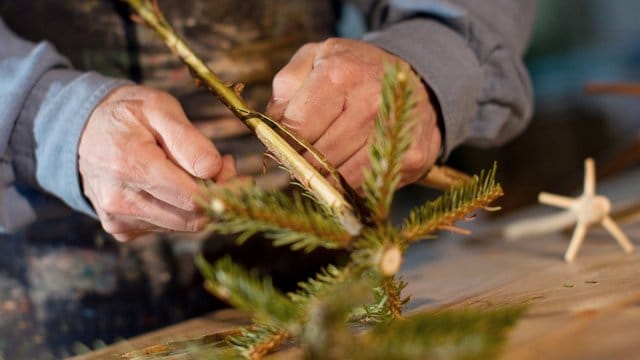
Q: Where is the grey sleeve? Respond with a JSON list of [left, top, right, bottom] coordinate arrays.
[[0, 18, 129, 232], [353, 0, 536, 158]]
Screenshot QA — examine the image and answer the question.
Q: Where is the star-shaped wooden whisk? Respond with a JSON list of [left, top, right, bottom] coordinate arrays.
[[539, 158, 634, 262]]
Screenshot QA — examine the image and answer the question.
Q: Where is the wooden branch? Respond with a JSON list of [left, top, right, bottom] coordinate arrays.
[[123, 0, 361, 235], [417, 166, 472, 191], [585, 82, 640, 97]]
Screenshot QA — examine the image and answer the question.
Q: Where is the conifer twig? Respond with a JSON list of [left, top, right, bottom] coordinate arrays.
[[122, 0, 362, 235], [352, 306, 527, 359], [381, 276, 409, 319], [196, 255, 300, 332], [401, 164, 503, 242], [288, 265, 349, 307], [227, 324, 289, 360], [187, 63, 510, 359], [363, 64, 418, 224], [203, 185, 353, 251]]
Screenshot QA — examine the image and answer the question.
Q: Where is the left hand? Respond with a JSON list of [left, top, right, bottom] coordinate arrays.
[[266, 38, 442, 191]]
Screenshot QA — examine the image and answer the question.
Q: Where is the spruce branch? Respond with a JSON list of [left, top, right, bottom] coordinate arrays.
[[105, 5, 523, 357], [226, 324, 289, 360], [353, 306, 527, 360], [381, 276, 410, 319], [196, 255, 300, 331], [302, 278, 373, 359], [287, 265, 349, 307], [363, 64, 419, 224], [120, 332, 241, 359], [401, 163, 504, 242], [202, 184, 352, 252], [352, 276, 409, 324], [122, 0, 362, 235]]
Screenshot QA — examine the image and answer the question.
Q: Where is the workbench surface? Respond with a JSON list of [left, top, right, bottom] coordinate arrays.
[[72, 169, 640, 360]]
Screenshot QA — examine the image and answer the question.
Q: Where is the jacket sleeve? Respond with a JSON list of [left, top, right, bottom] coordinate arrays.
[[0, 18, 129, 232], [349, 0, 536, 158]]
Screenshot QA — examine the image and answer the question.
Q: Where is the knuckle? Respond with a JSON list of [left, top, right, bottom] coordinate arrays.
[[272, 70, 298, 96], [300, 41, 320, 53], [99, 193, 122, 215], [128, 158, 150, 183], [108, 99, 143, 125], [319, 37, 342, 53], [315, 38, 363, 85], [100, 191, 136, 217], [101, 219, 127, 235], [180, 194, 198, 213], [144, 87, 175, 105], [321, 58, 361, 88], [281, 110, 301, 129], [113, 233, 136, 243], [403, 147, 429, 175]]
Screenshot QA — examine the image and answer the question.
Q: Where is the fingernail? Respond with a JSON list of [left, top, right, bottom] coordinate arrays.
[[194, 152, 221, 179]]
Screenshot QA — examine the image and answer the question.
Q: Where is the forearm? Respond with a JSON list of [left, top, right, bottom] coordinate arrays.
[[354, 0, 536, 158], [0, 18, 129, 231]]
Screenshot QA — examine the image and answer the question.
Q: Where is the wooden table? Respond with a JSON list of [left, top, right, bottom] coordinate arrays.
[[72, 169, 640, 360]]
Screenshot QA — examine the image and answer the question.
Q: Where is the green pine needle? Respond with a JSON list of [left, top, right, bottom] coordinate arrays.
[[226, 324, 288, 360], [303, 278, 374, 359], [287, 265, 349, 308], [401, 163, 503, 242], [353, 276, 409, 324], [363, 63, 419, 224], [355, 306, 527, 360], [196, 255, 300, 331], [202, 185, 352, 252]]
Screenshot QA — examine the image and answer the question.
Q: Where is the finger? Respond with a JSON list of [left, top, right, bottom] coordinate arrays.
[[267, 43, 320, 120], [279, 69, 346, 143], [131, 142, 204, 211], [111, 228, 168, 243], [216, 155, 238, 183], [304, 86, 379, 169], [93, 183, 210, 233], [397, 141, 439, 189], [127, 187, 209, 232], [94, 206, 160, 239], [108, 224, 159, 243], [398, 100, 441, 186], [336, 146, 372, 192], [135, 191, 210, 232], [112, 233, 142, 243], [143, 97, 222, 179]]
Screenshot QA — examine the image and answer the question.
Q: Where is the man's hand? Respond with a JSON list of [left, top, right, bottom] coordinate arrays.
[[79, 85, 236, 241], [267, 38, 441, 191]]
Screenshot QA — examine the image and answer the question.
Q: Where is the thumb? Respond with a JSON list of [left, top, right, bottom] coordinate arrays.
[[145, 99, 222, 179]]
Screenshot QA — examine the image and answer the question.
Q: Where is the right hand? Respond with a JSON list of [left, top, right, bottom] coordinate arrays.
[[79, 85, 237, 242], [266, 39, 441, 192]]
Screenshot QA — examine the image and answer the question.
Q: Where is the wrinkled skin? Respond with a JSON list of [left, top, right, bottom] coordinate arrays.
[[267, 38, 442, 191], [79, 85, 237, 241], [79, 39, 441, 241]]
